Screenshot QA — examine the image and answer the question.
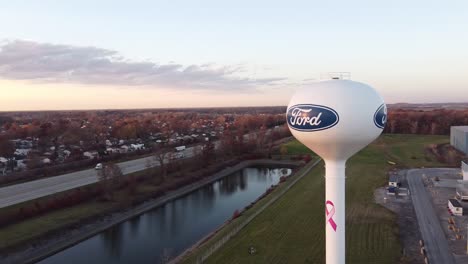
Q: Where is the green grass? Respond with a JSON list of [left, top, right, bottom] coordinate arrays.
[[0, 202, 109, 250], [186, 134, 449, 264], [282, 140, 316, 155]]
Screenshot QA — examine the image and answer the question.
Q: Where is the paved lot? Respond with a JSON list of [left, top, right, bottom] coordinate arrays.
[[407, 169, 456, 264], [0, 146, 198, 209]]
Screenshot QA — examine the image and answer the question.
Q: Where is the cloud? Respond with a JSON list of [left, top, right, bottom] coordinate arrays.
[[0, 40, 286, 91]]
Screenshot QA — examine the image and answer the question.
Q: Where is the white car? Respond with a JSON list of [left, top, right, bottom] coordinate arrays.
[[170, 152, 185, 160], [95, 163, 103, 170]]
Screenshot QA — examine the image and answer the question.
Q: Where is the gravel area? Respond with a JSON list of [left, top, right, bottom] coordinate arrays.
[[375, 170, 425, 264]]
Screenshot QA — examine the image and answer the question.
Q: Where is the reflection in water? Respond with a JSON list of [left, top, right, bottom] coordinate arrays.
[[218, 170, 247, 196], [129, 215, 140, 239], [101, 224, 123, 259], [40, 167, 292, 264]]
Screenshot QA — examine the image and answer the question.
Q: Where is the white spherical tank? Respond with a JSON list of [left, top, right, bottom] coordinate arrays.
[[287, 79, 386, 161], [286, 79, 386, 264]]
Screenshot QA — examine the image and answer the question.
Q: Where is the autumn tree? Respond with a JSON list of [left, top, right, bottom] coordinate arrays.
[[201, 140, 215, 166], [0, 138, 15, 158]]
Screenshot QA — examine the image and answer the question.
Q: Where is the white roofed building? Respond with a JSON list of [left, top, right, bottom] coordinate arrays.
[[451, 126, 468, 154]]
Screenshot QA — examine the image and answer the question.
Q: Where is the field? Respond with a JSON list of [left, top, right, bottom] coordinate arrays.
[[193, 134, 449, 264]]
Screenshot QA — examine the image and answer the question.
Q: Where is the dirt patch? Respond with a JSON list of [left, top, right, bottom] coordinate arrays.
[[426, 143, 467, 167]]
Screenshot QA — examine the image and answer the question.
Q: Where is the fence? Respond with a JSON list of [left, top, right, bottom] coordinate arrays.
[[189, 158, 322, 264]]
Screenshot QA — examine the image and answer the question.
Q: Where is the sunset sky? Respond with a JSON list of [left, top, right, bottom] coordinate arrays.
[[1, 1, 467, 111]]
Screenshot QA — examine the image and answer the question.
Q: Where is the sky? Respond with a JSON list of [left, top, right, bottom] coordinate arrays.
[[0, 0, 467, 111]]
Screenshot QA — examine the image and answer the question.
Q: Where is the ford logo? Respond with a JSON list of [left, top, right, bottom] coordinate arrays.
[[374, 104, 387, 129], [287, 104, 339, 132]]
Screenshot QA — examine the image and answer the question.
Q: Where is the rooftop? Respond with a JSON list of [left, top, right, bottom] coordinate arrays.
[[452, 126, 468, 132], [457, 185, 468, 195], [449, 198, 462, 208], [389, 175, 399, 182]]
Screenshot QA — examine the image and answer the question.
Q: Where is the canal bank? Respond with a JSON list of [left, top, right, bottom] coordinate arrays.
[[176, 158, 321, 263], [3, 159, 302, 264]]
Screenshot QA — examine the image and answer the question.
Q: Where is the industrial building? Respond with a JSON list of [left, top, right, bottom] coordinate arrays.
[[456, 184, 468, 201], [450, 126, 468, 154], [448, 199, 464, 216], [388, 175, 400, 187]]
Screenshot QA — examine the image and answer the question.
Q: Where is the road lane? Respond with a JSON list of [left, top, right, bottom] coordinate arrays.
[[407, 169, 455, 264]]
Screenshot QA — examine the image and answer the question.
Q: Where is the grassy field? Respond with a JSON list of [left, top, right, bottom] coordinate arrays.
[[0, 202, 109, 250], [190, 134, 449, 264]]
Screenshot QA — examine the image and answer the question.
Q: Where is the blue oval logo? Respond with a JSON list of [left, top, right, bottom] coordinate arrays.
[[287, 104, 339, 132], [374, 104, 387, 129]]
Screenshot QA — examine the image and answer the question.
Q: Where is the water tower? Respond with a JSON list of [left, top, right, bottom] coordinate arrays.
[[286, 79, 386, 264]]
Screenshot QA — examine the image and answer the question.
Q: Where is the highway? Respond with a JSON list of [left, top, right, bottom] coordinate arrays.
[[0, 131, 262, 209], [0, 145, 199, 209], [407, 169, 455, 264]]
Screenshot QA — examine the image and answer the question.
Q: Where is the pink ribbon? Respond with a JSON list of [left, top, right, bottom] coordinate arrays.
[[325, 200, 337, 231]]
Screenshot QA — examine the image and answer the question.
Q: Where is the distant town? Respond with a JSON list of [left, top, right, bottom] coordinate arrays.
[[2, 103, 468, 178], [0, 106, 287, 180]]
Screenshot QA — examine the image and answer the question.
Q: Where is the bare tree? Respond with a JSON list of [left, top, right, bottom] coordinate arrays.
[[153, 148, 170, 181], [98, 163, 123, 201]]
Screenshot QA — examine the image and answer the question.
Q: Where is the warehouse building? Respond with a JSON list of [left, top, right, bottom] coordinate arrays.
[[456, 184, 468, 201], [451, 126, 468, 154], [448, 199, 464, 216]]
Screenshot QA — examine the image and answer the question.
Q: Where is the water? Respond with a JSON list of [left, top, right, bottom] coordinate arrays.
[[40, 167, 292, 264]]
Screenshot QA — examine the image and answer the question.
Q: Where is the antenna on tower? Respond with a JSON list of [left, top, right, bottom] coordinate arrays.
[[320, 72, 351, 80]]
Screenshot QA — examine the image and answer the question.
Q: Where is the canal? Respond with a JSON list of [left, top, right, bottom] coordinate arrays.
[[39, 167, 292, 264]]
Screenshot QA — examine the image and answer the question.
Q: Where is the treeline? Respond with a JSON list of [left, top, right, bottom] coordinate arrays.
[[385, 109, 468, 135]]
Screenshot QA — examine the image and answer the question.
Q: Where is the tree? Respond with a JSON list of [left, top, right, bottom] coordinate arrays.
[[201, 140, 215, 166], [98, 163, 123, 201], [153, 148, 170, 181], [0, 138, 15, 158], [0, 138, 16, 172]]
